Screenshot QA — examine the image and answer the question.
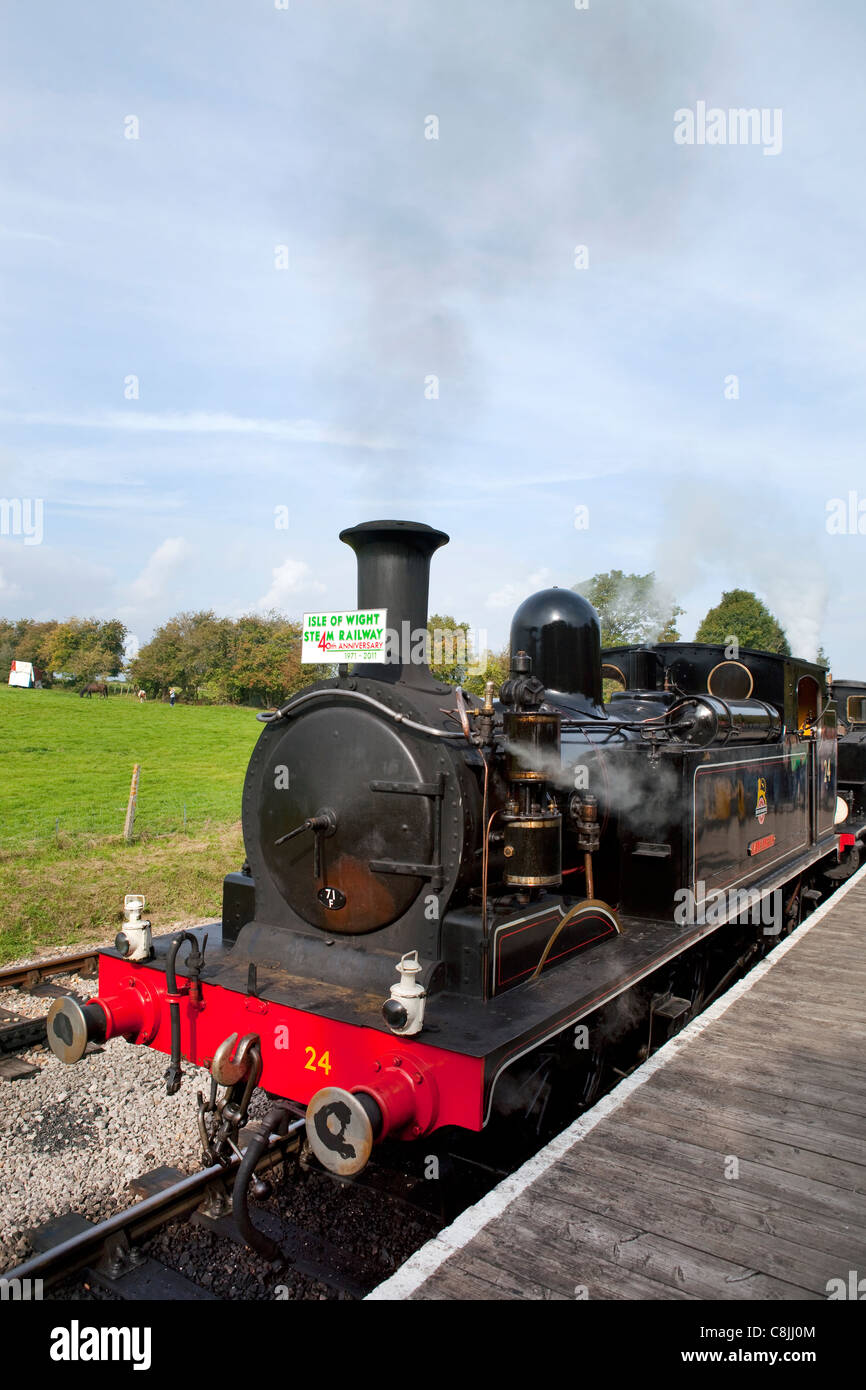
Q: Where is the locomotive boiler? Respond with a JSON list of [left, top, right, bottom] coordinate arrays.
[[46, 520, 848, 1223]]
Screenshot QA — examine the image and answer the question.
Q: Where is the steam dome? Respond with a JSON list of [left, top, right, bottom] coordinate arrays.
[[509, 587, 604, 714]]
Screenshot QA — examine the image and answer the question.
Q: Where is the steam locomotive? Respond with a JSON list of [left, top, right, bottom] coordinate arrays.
[[46, 520, 851, 1209]]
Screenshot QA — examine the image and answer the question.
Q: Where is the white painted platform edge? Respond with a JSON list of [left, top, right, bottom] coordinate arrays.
[[366, 858, 866, 1300]]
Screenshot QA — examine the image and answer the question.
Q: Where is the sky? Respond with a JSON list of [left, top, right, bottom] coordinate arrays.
[[1, 1, 865, 672]]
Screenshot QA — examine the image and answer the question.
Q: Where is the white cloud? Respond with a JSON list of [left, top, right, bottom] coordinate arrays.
[[0, 409, 396, 452], [0, 566, 22, 599], [256, 557, 326, 612], [128, 537, 191, 603], [486, 568, 552, 609], [0, 226, 62, 245]]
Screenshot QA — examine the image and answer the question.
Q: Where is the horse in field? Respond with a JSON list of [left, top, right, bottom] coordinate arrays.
[[80, 682, 109, 698], [137, 689, 146, 702]]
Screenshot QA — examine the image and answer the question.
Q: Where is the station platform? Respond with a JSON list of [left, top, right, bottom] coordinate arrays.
[[368, 866, 866, 1301]]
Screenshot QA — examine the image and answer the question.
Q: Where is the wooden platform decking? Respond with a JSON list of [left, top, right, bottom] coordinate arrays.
[[369, 865, 866, 1301]]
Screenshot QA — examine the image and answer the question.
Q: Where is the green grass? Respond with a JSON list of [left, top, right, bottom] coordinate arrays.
[[0, 687, 262, 961], [0, 824, 246, 963], [0, 686, 262, 848]]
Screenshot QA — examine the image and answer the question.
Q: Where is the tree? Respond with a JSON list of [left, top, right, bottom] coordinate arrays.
[[45, 618, 126, 682], [129, 616, 186, 697], [427, 614, 476, 686], [179, 612, 235, 700], [0, 618, 60, 679], [815, 646, 830, 670], [426, 615, 511, 696], [66, 641, 117, 684], [229, 613, 313, 706], [573, 571, 683, 647], [130, 611, 231, 701], [130, 609, 332, 704], [695, 590, 791, 655], [462, 644, 511, 698]]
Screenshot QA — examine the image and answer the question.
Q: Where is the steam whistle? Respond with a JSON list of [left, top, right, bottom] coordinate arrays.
[[466, 679, 497, 748]]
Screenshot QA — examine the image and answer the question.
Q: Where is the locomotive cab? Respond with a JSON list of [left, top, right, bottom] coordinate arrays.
[[832, 679, 866, 835]]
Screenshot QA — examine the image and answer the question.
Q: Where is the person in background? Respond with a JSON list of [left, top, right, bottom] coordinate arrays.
[[169, 687, 176, 707]]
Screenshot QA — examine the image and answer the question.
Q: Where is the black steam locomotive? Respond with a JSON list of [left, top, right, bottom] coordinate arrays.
[[47, 521, 850, 1201]]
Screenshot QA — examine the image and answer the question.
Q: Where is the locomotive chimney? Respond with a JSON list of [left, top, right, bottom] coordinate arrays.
[[339, 520, 448, 684]]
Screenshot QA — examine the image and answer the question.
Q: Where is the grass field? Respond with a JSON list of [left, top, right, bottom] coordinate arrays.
[[0, 686, 261, 961]]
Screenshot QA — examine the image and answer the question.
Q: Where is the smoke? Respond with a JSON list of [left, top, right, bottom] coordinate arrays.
[[502, 740, 572, 787], [654, 488, 828, 662], [587, 754, 683, 834], [575, 572, 682, 645], [644, 577, 684, 644], [504, 738, 684, 834], [591, 987, 647, 1046]]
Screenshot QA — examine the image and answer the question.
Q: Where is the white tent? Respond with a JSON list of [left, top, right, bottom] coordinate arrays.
[[8, 660, 40, 688]]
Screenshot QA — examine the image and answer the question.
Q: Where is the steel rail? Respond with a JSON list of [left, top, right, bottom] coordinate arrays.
[[3, 1121, 305, 1290], [0, 949, 99, 990]]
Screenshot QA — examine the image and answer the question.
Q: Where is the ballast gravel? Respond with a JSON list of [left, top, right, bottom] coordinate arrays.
[[0, 966, 214, 1269], [0, 947, 444, 1298]]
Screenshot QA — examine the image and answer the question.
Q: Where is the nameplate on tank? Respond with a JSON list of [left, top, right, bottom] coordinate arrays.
[[748, 834, 777, 857]]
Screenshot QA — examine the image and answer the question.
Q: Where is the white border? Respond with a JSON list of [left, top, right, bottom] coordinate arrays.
[[365, 858, 866, 1301]]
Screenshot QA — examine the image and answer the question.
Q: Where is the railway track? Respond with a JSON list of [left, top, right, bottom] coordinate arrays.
[[2, 1120, 399, 1301], [0, 949, 99, 992], [0, 950, 99, 1075]]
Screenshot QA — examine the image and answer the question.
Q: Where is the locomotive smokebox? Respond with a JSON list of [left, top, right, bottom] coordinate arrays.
[[510, 587, 604, 715], [339, 520, 448, 684]]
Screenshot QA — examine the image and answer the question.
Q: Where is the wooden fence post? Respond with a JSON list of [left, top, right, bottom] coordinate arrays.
[[123, 763, 141, 841]]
